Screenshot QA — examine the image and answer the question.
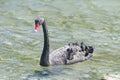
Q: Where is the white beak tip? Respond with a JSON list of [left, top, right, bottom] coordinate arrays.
[[34, 30, 38, 32]]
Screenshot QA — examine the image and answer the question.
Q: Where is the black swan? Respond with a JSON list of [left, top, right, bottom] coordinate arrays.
[[34, 17, 94, 66]]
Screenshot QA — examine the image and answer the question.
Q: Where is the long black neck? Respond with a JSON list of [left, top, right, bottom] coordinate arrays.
[[40, 21, 50, 66]]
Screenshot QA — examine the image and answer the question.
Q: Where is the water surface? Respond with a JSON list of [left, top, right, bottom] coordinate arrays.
[[0, 0, 120, 80]]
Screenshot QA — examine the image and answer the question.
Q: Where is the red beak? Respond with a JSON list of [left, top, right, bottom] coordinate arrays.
[[34, 22, 39, 32]]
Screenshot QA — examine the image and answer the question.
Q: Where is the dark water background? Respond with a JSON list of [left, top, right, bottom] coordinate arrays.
[[0, 0, 120, 80]]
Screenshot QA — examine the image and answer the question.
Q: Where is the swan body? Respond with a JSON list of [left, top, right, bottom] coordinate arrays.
[[34, 17, 94, 66], [49, 44, 93, 65]]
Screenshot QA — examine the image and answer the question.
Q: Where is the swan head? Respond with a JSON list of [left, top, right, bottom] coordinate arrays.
[[34, 17, 45, 32]]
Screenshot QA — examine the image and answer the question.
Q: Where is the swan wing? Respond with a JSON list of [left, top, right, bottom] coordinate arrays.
[[66, 51, 93, 64], [66, 44, 93, 64], [49, 43, 94, 65], [49, 45, 69, 65]]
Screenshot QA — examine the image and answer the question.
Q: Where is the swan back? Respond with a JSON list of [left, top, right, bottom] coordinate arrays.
[[49, 42, 94, 65]]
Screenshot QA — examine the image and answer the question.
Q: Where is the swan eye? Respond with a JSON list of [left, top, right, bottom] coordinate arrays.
[[35, 20, 39, 24]]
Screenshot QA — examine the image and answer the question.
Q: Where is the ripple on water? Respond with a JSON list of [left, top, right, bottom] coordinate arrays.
[[103, 72, 120, 80]]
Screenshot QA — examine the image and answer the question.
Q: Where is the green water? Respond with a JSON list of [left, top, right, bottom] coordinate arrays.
[[0, 0, 120, 80]]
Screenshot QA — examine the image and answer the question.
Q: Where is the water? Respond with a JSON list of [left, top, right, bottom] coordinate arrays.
[[0, 0, 120, 80]]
